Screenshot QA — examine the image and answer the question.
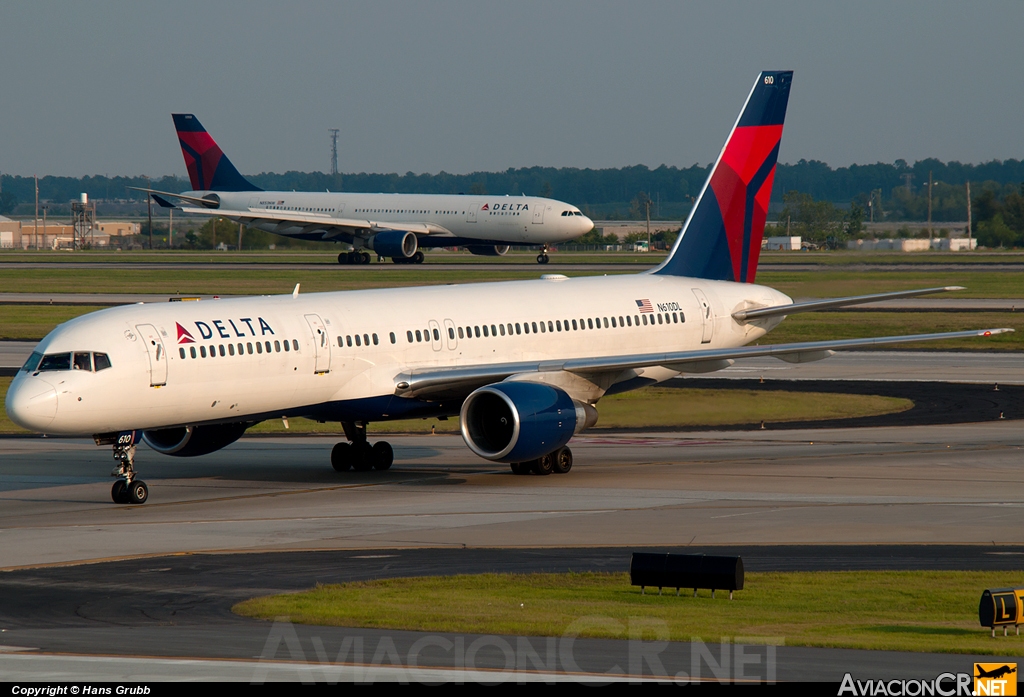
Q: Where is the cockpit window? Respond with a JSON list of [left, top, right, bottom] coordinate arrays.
[[26, 351, 111, 373], [73, 352, 92, 371], [38, 353, 71, 372], [20, 352, 42, 372]]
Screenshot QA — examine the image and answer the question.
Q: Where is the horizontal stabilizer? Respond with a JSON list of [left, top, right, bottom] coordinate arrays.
[[150, 193, 177, 209], [732, 286, 966, 321]]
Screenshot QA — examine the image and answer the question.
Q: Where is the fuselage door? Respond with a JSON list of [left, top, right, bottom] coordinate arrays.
[[532, 201, 545, 224], [443, 319, 458, 351], [304, 314, 331, 373], [466, 202, 478, 223], [428, 320, 442, 352], [136, 323, 168, 386], [692, 288, 714, 344]]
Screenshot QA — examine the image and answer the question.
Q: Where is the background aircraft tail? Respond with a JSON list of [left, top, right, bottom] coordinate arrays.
[[653, 70, 792, 282], [172, 114, 261, 192]]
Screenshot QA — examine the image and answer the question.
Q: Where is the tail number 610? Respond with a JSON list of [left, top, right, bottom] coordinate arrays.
[[764, 75, 775, 85]]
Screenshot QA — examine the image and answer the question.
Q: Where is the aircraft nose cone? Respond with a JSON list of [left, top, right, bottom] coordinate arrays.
[[5, 375, 58, 431], [580, 215, 595, 235]]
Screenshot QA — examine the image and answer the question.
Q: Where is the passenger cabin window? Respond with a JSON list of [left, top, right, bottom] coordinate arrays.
[[390, 332, 396, 344]]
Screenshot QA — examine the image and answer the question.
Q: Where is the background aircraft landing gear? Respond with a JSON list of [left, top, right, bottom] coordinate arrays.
[[390, 250, 424, 265], [536, 245, 550, 264], [332, 422, 394, 472], [338, 251, 371, 265], [110, 440, 149, 504], [510, 446, 572, 476]]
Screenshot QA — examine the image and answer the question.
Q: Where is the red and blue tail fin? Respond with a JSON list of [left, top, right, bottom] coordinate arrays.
[[172, 114, 261, 192], [653, 71, 792, 283]]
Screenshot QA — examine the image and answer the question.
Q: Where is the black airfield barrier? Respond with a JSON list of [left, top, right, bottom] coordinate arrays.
[[979, 587, 1024, 637], [630, 552, 744, 598]]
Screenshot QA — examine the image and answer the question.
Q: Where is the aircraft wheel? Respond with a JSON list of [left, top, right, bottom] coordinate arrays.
[[331, 442, 352, 472], [509, 461, 530, 475], [372, 441, 394, 470], [111, 479, 129, 504], [532, 453, 554, 476], [338, 253, 347, 265], [360, 252, 371, 264], [552, 446, 573, 474], [128, 480, 149, 505], [352, 442, 375, 471], [412, 251, 425, 264], [537, 254, 549, 264]]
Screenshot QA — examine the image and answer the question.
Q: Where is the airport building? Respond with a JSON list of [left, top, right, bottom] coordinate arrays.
[[0, 215, 139, 249]]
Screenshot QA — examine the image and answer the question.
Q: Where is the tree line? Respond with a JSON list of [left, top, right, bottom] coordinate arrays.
[[3, 158, 1023, 217]]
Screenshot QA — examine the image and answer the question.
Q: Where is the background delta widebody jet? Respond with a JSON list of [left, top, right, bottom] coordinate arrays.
[[138, 114, 593, 264], [6, 71, 1009, 505]]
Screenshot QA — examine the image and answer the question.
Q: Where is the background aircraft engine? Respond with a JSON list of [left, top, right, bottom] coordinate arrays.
[[142, 422, 250, 457], [466, 245, 510, 256], [369, 230, 418, 258], [460, 382, 595, 462]]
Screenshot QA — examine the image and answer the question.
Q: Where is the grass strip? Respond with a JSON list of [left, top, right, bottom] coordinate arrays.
[[232, 570, 1024, 655]]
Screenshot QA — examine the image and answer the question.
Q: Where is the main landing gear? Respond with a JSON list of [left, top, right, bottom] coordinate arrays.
[[331, 421, 394, 472], [339, 251, 372, 265], [509, 445, 572, 476], [110, 438, 149, 504], [536, 245, 550, 264]]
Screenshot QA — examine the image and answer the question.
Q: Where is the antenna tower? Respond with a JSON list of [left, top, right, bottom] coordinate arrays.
[[329, 128, 340, 176]]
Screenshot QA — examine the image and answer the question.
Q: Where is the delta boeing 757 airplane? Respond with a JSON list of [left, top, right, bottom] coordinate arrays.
[[6, 71, 1009, 505], [135, 114, 593, 264]]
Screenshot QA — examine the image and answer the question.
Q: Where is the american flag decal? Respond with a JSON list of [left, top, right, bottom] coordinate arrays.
[[635, 299, 653, 313]]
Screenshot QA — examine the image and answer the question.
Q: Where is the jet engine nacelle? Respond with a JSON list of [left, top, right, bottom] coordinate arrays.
[[460, 382, 597, 463], [466, 245, 510, 256], [142, 422, 250, 457], [369, 230, 418, 258]]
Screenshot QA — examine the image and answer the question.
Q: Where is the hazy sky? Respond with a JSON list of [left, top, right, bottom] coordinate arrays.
[[1, 1, 1021, 177]]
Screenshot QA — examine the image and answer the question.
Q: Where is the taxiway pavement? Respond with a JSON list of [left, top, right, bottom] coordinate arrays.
[[3, 422, 1024, 569]]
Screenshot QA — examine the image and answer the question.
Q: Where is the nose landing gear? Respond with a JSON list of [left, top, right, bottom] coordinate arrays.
[[330, 421, 394, 472], [536, 245, 550, 264], [107, 431, 149, 504]]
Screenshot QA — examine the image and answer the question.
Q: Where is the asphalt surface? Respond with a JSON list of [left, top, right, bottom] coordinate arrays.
[[2, 410, 1024, 680]]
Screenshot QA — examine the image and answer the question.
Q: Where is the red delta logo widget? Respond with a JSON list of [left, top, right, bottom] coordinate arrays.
[[175, 318, 275, 344]]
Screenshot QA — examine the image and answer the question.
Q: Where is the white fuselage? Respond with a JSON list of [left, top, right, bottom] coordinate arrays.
[[188, 190, 594, 245], [6, 274, 790, 436]]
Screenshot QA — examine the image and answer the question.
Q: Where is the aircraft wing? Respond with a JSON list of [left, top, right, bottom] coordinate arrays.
[[733, 286, 966, 321], [394, 327, 1012, 399], [177, 206, 452, 239]]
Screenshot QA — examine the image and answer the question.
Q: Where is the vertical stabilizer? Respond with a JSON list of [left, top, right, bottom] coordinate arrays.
[[653, 71, 792, 282], [172, 114, 261, 192]]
